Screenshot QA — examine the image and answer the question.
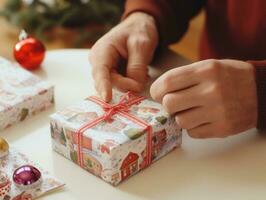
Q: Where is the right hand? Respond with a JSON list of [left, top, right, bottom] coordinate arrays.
[[89, 12, 159, 102]]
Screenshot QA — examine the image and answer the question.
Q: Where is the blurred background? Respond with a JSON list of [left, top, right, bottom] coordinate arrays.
[[0, 0, 204, 61]]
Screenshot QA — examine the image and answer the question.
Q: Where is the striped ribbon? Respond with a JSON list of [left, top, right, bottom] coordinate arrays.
[[76, 92, 152, 168]]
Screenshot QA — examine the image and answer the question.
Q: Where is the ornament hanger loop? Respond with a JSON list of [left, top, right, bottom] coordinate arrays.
[[19, 29, 28, 41]]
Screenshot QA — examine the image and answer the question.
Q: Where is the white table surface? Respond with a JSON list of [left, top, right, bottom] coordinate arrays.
[[1, 49, 266, 200]]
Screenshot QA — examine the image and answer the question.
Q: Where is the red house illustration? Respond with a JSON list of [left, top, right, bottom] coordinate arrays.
[[139, 150, 148, 169], [152, 129, 167, 159], [120, 152, 139, 181], [99, 139, 119, 154]]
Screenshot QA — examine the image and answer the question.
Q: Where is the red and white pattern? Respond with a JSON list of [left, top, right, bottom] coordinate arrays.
[[0, 171, 11, 198], [50, 91, 182, 185]]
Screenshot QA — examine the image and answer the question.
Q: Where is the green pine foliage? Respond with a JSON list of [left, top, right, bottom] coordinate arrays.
[[0, 0, 123, 44]]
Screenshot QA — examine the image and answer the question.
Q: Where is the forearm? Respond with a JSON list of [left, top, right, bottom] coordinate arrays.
[[122, 0, 205, 47]]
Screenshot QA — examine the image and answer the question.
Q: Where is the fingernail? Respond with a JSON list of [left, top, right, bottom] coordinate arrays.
[[175, 116, 181, 128], [101, 91, 109, 102], [101, 91, 106, 101]]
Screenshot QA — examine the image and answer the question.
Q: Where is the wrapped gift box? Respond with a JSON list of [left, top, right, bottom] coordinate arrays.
[[0, 57, 54, 130], [50, 91, 181, 185]]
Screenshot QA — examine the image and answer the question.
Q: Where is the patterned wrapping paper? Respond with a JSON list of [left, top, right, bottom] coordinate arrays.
[[50, 91, 182, 185], [0, 147, 64, 199], [0, 57, 54, 130]]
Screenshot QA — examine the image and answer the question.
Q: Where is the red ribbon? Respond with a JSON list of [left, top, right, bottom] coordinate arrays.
[[76, 92, 152, 168]]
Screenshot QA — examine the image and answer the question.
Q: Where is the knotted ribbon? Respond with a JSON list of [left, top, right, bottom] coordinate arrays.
[[76, 92, 152, 168]]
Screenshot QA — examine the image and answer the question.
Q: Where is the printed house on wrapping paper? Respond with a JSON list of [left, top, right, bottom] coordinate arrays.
[[120, 152, 139, 181], [50, 91, 182, 185], [152, 130, 167, 159]]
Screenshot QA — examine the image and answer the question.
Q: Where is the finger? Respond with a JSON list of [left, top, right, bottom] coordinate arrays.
[[187, 124, 214, 138], [150, 64, 199, 102], [93, 67, 112, 101], [175, 107, 212, 130], [111, 72, 144, 92], [161, 84, 203, 114], [187, 122, 229, 139], [127, 36, 154, 84], [90, 44, 119, 101]]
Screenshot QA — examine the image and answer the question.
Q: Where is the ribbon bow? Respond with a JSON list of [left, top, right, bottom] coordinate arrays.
[[76, 92, 152, 168], [100, 92, 137, 121]]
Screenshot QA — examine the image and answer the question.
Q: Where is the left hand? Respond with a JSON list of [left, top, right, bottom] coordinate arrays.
[[150, 59, 258, 138]]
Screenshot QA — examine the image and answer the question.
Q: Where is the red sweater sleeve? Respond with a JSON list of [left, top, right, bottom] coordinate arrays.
[[249, 60, 266, 129], [122, 0, 204, 47], [123, 1, 266, 130]]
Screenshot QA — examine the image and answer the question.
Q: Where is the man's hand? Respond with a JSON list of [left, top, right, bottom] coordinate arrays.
[[89, 12, 158, 102], [150, 59, 258, 138]]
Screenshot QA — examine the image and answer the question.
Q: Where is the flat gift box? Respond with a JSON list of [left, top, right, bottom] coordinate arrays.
[[50, 91, 181, 185], [0, 57, 54, 130]]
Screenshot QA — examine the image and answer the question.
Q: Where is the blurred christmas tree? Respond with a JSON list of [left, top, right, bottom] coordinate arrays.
[[0, 0, 124, 46]]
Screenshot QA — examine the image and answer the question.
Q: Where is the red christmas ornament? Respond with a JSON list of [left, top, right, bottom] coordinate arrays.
[[14, 30, 45, 70]]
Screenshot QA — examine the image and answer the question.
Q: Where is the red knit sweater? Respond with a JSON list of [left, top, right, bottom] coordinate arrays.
[[123, 0, 266, 129]]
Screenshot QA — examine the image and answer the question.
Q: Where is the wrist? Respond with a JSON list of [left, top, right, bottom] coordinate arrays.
[[127, 11, 156, 22], [248, 60, 266, 129], [124, 11, 158, 32], [245, 62, 258, 128]]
